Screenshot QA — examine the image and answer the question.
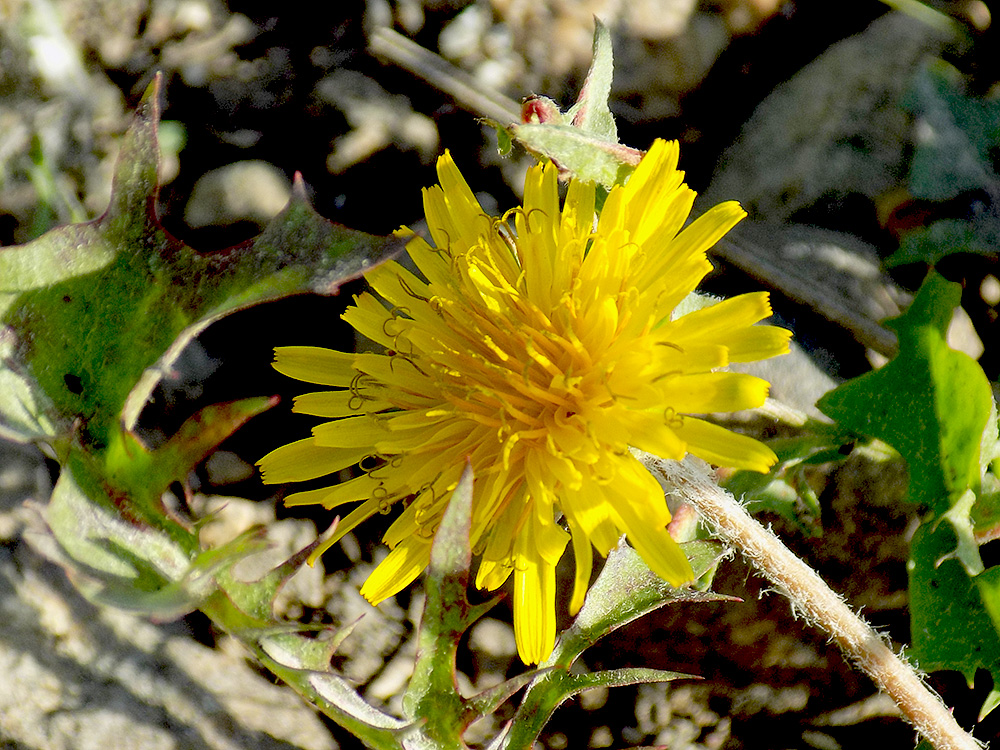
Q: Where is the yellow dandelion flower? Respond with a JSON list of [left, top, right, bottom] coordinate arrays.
[[258, 139, 791, 664]]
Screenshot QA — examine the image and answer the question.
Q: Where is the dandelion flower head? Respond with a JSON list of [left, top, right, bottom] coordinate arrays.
[[258, 140, 791, 664]]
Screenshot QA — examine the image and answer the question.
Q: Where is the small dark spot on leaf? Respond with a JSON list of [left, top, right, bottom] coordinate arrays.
[[930, 578, 940, 589], [62, 295, 72, 303], [64, 373, 83, 394]]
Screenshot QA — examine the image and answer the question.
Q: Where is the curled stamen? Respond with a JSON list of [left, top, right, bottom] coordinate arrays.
[[656, 340, 685, 353], [398, 276, 429, 303], [495, 217, 519, 255], [499, 206, 524, 222], [414, 503, 435, 526], [373, 485, 393, 514], [430, 228, 453, 257], [393, 335, 418, 362], [389, 351, 429, 376], [391, 304, 412, 318], [416, 522, 440, 540], [366, 461, 392, 481], [382, 316, 403, 340], [663, 407, 684, 429], [418, 481, 439, 503], [413, 486, 441, 525], [349, 373, 383, 410], [652, 369, 683, 384], [522, 207, 548, 234]]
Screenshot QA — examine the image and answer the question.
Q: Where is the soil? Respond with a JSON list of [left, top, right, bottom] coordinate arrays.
[[1, 2, 999, 749]]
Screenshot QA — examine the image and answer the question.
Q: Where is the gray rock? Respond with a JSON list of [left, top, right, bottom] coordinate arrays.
[[314, 70, 439, 172], [714, 222, 909, 361], [0, 538, 336, 750], [704, 13, 951, 222], [184, 161, 291, 229]]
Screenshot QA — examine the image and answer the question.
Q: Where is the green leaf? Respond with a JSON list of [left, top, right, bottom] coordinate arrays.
[[42, 461, 214, 618], [103, 398, 275, 535], [505, 21, 643, 188], [402, 465, 500, 744], [564, 19, 617, 141], [553, 540, 729, 666], [723, 424, 853, 535], [510, 122, 637, 189], [886, 217, 1000, 268], [818, 271, 1000, 686], [972, 486, 1000, 542], [978, 565, 1000, 648], [501, 540, 729, 750], [903, 60, 1000, 202], [495, 122, 513, 155], [559, 667, 689, 694], [215, 527, 333, 624], [817, 272, 989, 520], [978, 687, 1000, 722], [1, 72, 426, 750], [0, 73, 404, 449], [464, 669, 555, 721], [908, 523, 1000, 683]]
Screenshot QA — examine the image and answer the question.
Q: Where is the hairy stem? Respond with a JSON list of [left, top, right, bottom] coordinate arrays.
[[641, 452, 982, 750]]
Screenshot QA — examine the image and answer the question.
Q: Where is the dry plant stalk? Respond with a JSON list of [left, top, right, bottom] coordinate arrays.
[[642, 452, 983, 750]]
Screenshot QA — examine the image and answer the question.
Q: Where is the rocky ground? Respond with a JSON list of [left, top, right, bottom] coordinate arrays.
[[2, 1, 999, 749]]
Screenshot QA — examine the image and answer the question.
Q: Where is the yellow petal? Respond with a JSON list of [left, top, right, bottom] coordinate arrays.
[[668, 200, 745, 262], [560, 176, 595, 249], [273, 346, 358, 386], [566, 518, 593, 616], [625, 414, 687, 462], [340, 293, 397, 349], [285, 473, 382, 510], [681, 290, 772, 327], [313, 415, 391, 448], [257, 438, 368, 483], [476, 557, 513, 591], [612, 496, 693, 587], [513, 531, 557, 665], [673, 416, 778, 472], [602, 461, 693, 586], [360, 539, 432, 604], [655, 371, 771, 414], [324, 496, 390, 549], [531, 504, 570, 567], [293, 390, 394, 418], [725, 325, 792, 363]]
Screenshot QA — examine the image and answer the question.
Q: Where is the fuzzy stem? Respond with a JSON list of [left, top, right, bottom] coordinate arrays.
[[641, 452, 983, 750]]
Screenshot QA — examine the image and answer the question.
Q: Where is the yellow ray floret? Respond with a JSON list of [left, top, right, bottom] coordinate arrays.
[[258, 139, 792, 664]]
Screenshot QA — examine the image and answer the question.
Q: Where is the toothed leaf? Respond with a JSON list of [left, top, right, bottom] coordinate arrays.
[[0, 74, 403, 450], [819, 271, 1000, 688]]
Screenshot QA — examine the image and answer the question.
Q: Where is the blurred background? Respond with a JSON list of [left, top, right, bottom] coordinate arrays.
[[1, 1, 999, 748]]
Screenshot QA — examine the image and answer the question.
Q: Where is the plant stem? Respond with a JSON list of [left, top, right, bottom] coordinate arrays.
[[641, 452, 983, 750], [368, 25, 521, 125]]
